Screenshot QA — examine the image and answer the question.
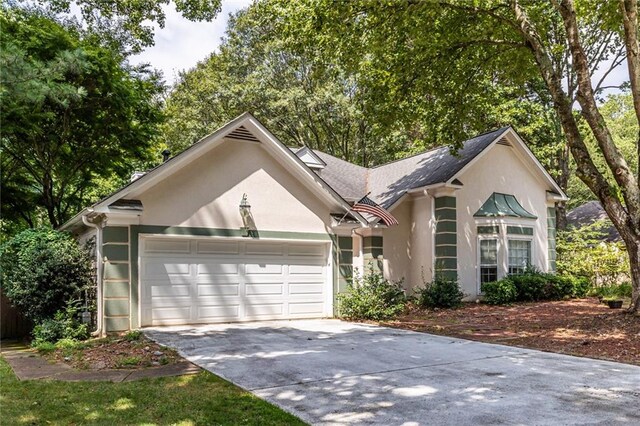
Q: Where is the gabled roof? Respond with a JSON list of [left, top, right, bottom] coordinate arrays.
[[61, 113, 368, 231], [368, 127, 509, 207], [293, 126, 566, 210], [62, 116, 566, 231]]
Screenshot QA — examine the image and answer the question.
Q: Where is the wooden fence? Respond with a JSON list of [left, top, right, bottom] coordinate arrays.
[[1, 291, 30, 339]]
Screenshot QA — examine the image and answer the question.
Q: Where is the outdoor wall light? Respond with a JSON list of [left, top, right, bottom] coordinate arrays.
[[239, 193, 254, 236]]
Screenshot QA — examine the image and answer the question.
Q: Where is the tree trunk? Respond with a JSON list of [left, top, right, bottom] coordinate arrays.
[[624, 238, 640, 313]]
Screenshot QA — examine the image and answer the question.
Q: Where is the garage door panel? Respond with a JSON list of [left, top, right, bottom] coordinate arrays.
[[150, 284, 191, 298], [245, 243, 284, 255], [143, 261, 191, 278], [288, 244, 326, 257], [245, 283, 284, 295], [197, 262, 239, 275], [245, 303, 284, 317], [245, 263, 284, 274], [288, 302, 324, 315], [289, 264, 324, 275], [197, 283, 239, 296], [145, 239, 191, 254], [289, 283, 324, 295], [196, 240, 239, 255], [197, 305, 240, 320], [142, 237, 329, 326], [152, 306, 191, 321], [149, 295, 192, 306], [143, 274, 193, 285]]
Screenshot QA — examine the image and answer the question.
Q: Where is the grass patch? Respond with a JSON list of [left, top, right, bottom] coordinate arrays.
[[115, 356, 142, 368], [0, 357, 306, 425]]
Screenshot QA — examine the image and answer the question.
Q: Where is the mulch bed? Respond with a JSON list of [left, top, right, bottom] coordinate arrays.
[[49, 335, 181, 370], [381, 297, 640, 366]]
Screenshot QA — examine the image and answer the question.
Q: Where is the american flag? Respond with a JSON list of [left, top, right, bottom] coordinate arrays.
[[352, 195, 399, 226]]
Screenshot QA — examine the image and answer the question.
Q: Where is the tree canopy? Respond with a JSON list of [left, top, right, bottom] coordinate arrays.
[[242, 0, 640, 312], [37, 0, 222, 52], [1, 7, 164, 230]]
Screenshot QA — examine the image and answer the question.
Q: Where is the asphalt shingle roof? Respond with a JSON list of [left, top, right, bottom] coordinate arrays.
[[294, 127, 510, 209]]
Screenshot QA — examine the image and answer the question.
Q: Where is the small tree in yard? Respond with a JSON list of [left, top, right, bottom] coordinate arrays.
[[0, 228, 94, 323]]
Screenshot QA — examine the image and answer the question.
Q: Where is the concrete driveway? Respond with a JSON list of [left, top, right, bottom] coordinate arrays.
[[146, 319, 640, 425]]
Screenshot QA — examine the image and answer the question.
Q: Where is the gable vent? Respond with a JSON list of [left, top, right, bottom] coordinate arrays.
[[496, 137, 512, 147], [226, 126, 260, 142]]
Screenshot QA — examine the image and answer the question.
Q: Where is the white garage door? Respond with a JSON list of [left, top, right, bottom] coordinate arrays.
[[140, 237, 330, 326]]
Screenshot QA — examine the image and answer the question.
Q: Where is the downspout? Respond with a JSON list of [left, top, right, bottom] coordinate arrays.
[[82, 214, 103, 337]]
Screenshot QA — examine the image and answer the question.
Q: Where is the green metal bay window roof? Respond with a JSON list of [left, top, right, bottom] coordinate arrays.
[[474, 192, 537, 219]]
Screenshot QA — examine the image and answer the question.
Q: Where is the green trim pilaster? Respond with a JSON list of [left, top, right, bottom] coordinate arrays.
[[547, 207, 557, 272], [434, 196, 457, 280], [102, 226, 131, 333], [334, 235, 354, 315]]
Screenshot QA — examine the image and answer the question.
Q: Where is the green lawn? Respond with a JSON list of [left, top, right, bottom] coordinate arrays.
[[0, 357, 305, 425]]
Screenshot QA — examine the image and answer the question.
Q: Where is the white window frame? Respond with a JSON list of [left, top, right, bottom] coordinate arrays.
[[475, 218, 537, 292], [507, 235, 534, 275], [477, 234, 502, 294]]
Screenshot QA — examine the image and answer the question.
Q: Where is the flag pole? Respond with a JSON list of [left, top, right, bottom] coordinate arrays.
[[337, 192, 371, 225]]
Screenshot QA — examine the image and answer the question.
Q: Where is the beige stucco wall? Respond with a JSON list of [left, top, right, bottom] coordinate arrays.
[[455, 143, 553, 297], [137, 140, 334, 234], [407, 195, 435, 291], [382, 198, 414, 290]]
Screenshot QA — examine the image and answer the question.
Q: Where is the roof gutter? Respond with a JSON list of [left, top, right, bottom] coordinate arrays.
[[82, 214, 104, 337]]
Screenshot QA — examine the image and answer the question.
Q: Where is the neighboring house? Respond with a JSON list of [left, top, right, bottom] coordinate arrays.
[[566, 200, 621, 242], [62, 113, 567, 333]]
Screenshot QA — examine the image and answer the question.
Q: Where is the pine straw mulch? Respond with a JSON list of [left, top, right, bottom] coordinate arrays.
[[47, 333, 182, 370], [380, 297, 640, 366]]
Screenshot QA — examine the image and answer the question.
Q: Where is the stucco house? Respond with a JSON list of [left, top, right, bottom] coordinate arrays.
[[62, 113, 567, 333]]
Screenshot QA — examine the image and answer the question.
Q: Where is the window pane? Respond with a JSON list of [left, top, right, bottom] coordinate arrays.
[[508, 239, 531, 275], [480, 267, 497, 284], [480, 239, 497, 264], [479, 239, 498, 285]]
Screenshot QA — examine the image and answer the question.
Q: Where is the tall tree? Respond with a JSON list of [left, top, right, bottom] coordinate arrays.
[[162, 7, 416, 167], [36, 0, 222, 52], [1, 7, 164, 229], [261, 0, 640, 311]]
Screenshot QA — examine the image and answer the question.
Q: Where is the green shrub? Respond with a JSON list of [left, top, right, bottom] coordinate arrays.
[[31, 302, 89, 345], [116, 356, 142, 368], [483, 271, 589, 305], [571, 276, 590, 298], [543, 275, 575, 300], [556, 221, 629, 286], [32, 341, 56, 354], [0, 228, 94, 323], [123, 330, 143, 341], [337, 271, 407, 321], [508, 267, 547, 301], [416, 277, 464, 308], [55, 338, 86, 350], [481, 279, 517, 305], [588, 283, 633, 299]]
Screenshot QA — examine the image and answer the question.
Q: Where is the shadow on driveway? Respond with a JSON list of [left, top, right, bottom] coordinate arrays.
[[145, 319, 640, 425]]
